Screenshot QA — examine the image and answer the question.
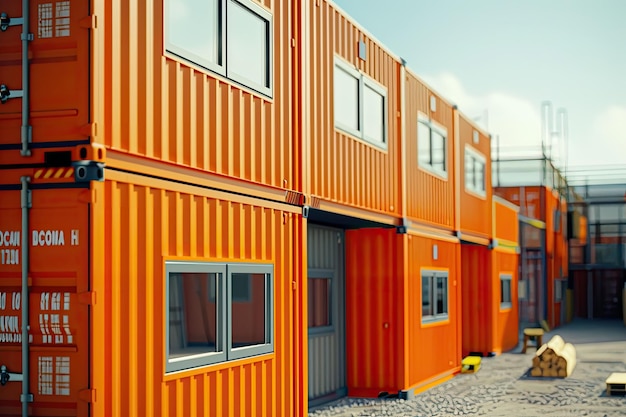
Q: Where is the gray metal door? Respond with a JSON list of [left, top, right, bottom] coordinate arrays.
[[307, 225, 346, 404]]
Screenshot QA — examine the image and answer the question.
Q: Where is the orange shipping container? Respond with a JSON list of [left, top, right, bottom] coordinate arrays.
[[0, 167, 307, 417], [458, 112, 492, 241], [404, 71, 456, 230], [345, 228, 461, 398], [304, 0, 402, 218]]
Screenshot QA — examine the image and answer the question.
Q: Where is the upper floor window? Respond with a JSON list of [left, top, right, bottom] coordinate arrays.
[[165, 0, 273, 97], [334, 57, 387, 149], [422, 270, 449, 323], [418, 114, 447, 177], [166, 261, 274, 373], [465, 146, 486, 196]]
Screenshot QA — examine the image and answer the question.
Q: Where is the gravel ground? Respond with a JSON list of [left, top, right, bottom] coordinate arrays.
[[308, 320, 626, 417]]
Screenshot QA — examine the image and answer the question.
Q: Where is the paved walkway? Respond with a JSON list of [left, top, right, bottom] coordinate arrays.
[[309, 319, 626, 416]]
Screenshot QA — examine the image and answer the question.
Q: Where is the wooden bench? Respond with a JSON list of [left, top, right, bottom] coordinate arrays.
[[606, 372, 626, 396], [521, 328, 544, 353]]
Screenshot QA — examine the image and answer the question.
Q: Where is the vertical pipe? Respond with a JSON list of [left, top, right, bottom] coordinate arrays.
[[20, 176, 31, 417], [21, 0, 32, 156]]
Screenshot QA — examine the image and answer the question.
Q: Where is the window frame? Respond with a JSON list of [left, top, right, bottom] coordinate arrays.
[[165, 261, 274, 373], [417, 113, 448, 179], [464, 145, 487, 197], [500, 273, 513, 310], [164, 0, 273, 98], [307, 270, 334, 335], [334, 56, 388, 150], [421, 270, 449, 324]]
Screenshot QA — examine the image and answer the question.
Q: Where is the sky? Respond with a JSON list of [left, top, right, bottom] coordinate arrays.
[[333, 0, 626, 183]]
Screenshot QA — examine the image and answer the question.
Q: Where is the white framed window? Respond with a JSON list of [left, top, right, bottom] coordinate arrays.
[[165, 0, 273, 97], [334, 57, 387, 149], [500, 273, 512, 309], [307, 271, 333, 333], [422, 270, 448, 323], [417, 114, 448, 178], [464, 146, 486, 196], [166, 261, 273, 373]]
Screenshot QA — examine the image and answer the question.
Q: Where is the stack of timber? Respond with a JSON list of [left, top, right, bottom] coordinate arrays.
[[530, 335, 577, 378]]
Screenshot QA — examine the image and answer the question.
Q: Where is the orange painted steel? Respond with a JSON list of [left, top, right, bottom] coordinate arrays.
[[90, 171, 305, 417], [0, 0, 91, 164], [305, 0, 402, 216], [461, 245, 492, 357], [458, 113, 492, 239], [492, 249, 519, 353], [345, 229, 461, 397], [405, 234, 461, 391], [494, 198, 519, 244], [89, 0, 299, 195], [0, 185, 91, 417], [345, 228, 404, 397], [404, 72, 456, 229]]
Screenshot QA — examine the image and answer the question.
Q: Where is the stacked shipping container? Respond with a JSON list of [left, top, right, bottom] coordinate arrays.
[[0, 0, 531, 415]]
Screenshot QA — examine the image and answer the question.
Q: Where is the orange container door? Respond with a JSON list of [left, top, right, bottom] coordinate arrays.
[[0, 185, 91, 416], [0, 0, 91, 161]]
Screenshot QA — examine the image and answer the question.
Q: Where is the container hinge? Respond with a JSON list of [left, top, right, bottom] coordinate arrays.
[[0, 365, 24, 385], [0, 85, 23, 104], [0, 13, 24, 31], [78, 291, 96, 305], [79, 388, 96, 403]]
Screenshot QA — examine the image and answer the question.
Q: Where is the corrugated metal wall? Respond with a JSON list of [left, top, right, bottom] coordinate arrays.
[[93, 0, 297, 192], [406, 235, 460, 389], [0, 0, 91, 162], [404, 73, 456, 229], [345, 228, 403, 397], [461, 245, 492, 357], [0, 185, 90, 417], [493, 250, 519, 353], [90, 170, 304, 417], [306, 0, 401, 215], [307, 225, 346, 400], [458, 113, 492, 237], [494, 199, 519, 244]]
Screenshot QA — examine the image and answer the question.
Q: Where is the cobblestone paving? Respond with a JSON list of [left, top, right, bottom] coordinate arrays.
[[309, 321, 626, 416]]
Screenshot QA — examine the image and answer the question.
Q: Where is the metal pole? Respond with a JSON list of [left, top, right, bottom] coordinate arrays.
[[20, 176, 32, 417], [21, 0, 32, 156]]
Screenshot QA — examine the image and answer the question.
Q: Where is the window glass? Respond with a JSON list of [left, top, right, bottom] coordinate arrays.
[[231, 273, 266, 348], [475, 160, 485, 191], [363, 84, 384, 144], [167, 0, 220, 66], [169, 272, 220, 359], [227, 0, 268, 88], [431, 130, 446, 172], [500, 274, 512, 308], [334, 65, 360, 132], [436, 276, 447, 315], [418, 121, 431, 166], [308, 278, 331, 328], [465, 152, 474, 188], [421, 276, 432, 317]]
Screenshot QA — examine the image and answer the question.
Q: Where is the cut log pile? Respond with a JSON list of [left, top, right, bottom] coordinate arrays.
[[530, 335, 576, 378]]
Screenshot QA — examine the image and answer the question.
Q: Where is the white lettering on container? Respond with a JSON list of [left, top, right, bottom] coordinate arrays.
[[32, 230, 65, 247], [0, 316, 19, 332], [0, 293, 5, 310], [1, 249, 20, 265], [71, 229, 79, 246], [0, 231, 20, 247]]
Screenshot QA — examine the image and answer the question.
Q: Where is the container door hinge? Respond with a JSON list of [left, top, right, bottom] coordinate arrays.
[[0, 365, 24, 385], [79, 388, 96, 403], [0, 84, 23, 104], [0, 12, 24, 31], [78, 291, 96, 305], [79, 15, 97, 29]]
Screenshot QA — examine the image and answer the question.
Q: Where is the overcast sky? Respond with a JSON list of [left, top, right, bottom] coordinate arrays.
[[333, 0, 626, 182]]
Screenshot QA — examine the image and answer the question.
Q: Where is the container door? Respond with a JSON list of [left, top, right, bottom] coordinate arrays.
[[0, 0, 91, 160], [0, 185, 91, 416], [307, 225, 346, 405]]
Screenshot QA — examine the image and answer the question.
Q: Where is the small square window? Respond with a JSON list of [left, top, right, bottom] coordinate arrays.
[[422, 271, 449, 323], [417, 115, 448, 178]]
